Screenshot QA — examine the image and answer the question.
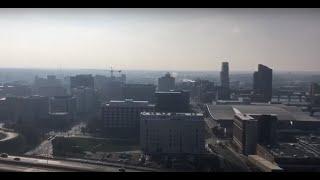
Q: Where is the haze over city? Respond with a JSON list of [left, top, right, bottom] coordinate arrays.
[[0, 8, 320, 71], [1, 8, 320, 173]]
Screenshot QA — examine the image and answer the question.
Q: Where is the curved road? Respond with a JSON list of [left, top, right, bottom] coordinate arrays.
[[0, 128, 18, 142]]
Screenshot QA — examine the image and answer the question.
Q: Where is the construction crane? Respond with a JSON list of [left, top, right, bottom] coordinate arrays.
[[108, 67, 122, 78]]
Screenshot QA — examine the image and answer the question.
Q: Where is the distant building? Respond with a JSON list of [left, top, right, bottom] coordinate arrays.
[[94, 75, 108, 92], [219, 62, 230, 100], [123, 84, 156, 103], [33, 75, 67, 97], [102, 99, 155, 138], [206, 104, 320, 138], [0, 84, 32, 97], [49, 96, 76, 120], [140, 112, 205, 154], [176, 79, 196, 93], [253, 64, 273, 102], [71, 87, 97, 114], [94, 75, 124, 102], [70, 74, 94, 89], [104, 79, 124, 101], [309, 82, 320, 108], [49, 112, 73, 130], [118, 74, 126, 84], [310, 82, 320, 96], [194, 79, 215, 103], [158, 72, 175, 91], [5, 95, 49, 123], [155, 90, 190, 113]]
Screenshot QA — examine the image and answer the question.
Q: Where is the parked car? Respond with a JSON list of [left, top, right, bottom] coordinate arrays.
[[13, 157, 20, 161], [119, 153, 131, 159], [106, 153, 112, 158], [118, 168, 126, 172], [0, 153, 8, 158]]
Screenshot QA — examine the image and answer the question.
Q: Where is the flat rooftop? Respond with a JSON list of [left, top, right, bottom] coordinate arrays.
[[141, 112, 203, 121], [207, 104, 319, 122]]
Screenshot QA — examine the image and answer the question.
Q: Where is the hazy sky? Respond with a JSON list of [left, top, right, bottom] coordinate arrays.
[[0, 8, 319, 71]]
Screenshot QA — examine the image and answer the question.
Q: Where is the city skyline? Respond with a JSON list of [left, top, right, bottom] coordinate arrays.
[[0, 8, 320, 71]]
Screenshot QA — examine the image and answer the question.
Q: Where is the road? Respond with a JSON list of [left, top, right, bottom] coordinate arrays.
[[0, 162, 69, 172], [50, 122, 86, 137], [0, 129, 18, 142], [25, 122, 86, 157], [25, 139, 53, 157], [0, 155, 144, 172], [205, 124, 251, 172]]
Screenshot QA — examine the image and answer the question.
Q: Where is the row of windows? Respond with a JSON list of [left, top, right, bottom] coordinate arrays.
[[104, 116, 139, 119], [105, 122, 134, 124], [104, 108, 151, 111]]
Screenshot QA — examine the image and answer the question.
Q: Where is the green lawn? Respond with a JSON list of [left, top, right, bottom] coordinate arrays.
[[52, 137, 140, 156]]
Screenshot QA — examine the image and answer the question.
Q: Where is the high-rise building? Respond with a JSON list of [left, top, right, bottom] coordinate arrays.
[[140, 112, 205, 154], [70, 74, 94, 89], [33, 75, 67, 97], [71, 87, 97, 114], [94, 75, 125, 102], [5, 95, 49, 123], [49, 96, 77, 120], [158, 72, 175, 91], [194, 79, 215, 103], [102, 99, 155, 138], [0, 84, 32, 97], [219, 62, 230, 100], [233, 112, 277, 155], [123, 84, 156, 103], [155, 90, 190, 113], [253, 64, 273, 102]]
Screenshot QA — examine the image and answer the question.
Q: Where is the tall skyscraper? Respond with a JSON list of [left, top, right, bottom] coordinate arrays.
[[253, 64, 273, 102], [158, 72, 175, 91], [219, 62, 230, 100]]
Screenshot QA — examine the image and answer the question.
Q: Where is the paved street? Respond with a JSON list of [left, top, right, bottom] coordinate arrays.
[[25, 139, 53, 158], [0, 162, 69, 172], [50, 121, 87, 137], [0, 155, 144, 172], [25, 122, 87, 157]]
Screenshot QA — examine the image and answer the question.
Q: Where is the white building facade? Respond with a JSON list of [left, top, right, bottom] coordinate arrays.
[[140, 112, 205, 155]]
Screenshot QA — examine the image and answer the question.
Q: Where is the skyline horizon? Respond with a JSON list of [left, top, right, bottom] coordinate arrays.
[[0, 9, 320, 71], [0, 66, 319, 74]]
